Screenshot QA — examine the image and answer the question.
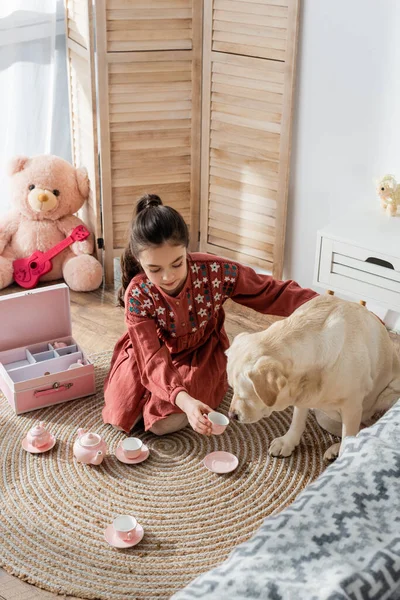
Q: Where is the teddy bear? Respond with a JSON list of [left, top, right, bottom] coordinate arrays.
[[376, 174, 400, 216], [0, 154, 103, 291]]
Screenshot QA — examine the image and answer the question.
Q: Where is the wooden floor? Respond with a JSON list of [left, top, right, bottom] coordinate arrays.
[[0, 282, 280, 600], [1, 283, 399, 600]]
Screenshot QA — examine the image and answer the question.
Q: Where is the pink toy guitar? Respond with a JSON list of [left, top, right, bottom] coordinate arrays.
[[13, 225, 90, 289]]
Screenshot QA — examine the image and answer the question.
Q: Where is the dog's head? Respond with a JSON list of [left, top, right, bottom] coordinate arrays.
[[226, 333, 289, 423]]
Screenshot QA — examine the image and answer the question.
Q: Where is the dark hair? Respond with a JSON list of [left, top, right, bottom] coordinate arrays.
[[118, 194, 189, 307]]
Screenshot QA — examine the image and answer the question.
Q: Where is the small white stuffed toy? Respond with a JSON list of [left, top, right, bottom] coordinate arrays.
[[376, 174, 400, 216]]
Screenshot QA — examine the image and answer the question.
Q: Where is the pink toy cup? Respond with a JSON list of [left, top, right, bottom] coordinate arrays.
[[206, 412, 229, 435], [112, 515, 137, 542], [120, 437, 142, 459]]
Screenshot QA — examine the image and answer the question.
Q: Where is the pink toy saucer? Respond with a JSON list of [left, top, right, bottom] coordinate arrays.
[[104, 523, 144, 548], [203, 451, 238, 474], [22, 435, 56, 454], [115, 443, 149, 464]]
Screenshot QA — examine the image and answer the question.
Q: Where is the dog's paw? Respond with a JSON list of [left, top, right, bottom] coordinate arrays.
[[323, 442, 341, 461], [269, 436, 296, 457]]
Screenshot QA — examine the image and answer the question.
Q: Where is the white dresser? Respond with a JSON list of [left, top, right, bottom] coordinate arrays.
[[314, 211, 400, 311]]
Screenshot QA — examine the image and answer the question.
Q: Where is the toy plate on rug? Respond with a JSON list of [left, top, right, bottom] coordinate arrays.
[[21, 435, 56, 454], [115, 443, 149, 464], [104, 523, 144, 548], [203, 451, 238, 474]]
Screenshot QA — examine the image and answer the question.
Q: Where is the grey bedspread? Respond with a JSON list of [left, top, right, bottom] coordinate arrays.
[[173, 401, 400, 600]]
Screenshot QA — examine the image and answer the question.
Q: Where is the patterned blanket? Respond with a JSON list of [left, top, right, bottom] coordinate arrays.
[[174, 402, 400, 600]]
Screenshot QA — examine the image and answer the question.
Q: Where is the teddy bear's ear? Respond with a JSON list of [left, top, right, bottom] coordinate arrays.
[[75, 167, 90, 199], [8, 156, 29, 175]]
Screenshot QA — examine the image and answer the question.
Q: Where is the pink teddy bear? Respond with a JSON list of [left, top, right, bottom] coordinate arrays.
[[0, 154, 103, 291]]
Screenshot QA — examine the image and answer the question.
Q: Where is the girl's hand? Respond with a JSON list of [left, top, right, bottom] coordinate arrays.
[[175, 392, 213, 435]]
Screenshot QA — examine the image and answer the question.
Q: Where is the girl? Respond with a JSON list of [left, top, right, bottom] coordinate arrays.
[[102, 194, 317, 436]]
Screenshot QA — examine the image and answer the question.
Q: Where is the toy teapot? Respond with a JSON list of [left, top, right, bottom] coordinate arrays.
[[73, 429, 107, 465], [26, 421, 52, 448]]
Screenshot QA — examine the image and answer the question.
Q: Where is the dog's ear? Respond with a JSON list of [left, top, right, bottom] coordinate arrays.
[[247, 357, 287, 406]]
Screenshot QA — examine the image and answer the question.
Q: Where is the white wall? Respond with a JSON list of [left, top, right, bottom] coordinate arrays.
[[285, 0, 400, 291]]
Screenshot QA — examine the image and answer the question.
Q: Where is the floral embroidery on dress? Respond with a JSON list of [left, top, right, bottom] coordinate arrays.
[[203, 281, 212, 318], [128, 296, 142, 315], [186, 289, 196, 331], [128, 284, 154, 317], [222, 263, 238, 298], [161, 302, 174, 336]]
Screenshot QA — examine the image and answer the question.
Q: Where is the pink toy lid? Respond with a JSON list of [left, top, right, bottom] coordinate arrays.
[[79, 432, 101, 447], [0, 284, 71, 353], [29, 421, 47, 436]]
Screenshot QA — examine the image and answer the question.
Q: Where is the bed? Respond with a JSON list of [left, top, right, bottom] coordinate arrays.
[[173, 401, 400, 600]]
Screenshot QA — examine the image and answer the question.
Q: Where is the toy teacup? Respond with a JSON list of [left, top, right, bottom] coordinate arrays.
[[120, 437, 143, 459], [206, 412, 229, 435], [112, 515, 138, 542]]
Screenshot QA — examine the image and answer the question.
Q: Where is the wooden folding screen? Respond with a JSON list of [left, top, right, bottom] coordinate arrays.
[[65, 0, 300, 283], [199, 0, 300, 278], [94, 0, 202, 283], [65, 0, 102, 252]]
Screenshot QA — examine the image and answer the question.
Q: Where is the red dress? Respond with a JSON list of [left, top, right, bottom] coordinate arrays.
[[102, 253, 317, 432]]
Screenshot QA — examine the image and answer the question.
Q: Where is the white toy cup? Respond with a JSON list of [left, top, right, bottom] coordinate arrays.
[[112, 515, 137, 542], [121, 437, 143, 459]]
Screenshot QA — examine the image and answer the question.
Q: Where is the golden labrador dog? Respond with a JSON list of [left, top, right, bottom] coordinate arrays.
[[227, 295, 400, 460]]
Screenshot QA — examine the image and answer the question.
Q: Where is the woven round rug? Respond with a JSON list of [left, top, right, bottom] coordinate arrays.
[[0, 352, 338, 600]]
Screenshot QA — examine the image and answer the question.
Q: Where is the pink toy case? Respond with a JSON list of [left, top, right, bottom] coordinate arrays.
[[0, 284, 95, 414]]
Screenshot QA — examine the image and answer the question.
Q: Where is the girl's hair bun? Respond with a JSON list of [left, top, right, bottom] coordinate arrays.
[[136, 194, 163, 215]]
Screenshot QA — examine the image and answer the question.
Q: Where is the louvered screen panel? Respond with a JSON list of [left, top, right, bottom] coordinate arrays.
[[106, 0, 192, 51], [108, 53, 193, 249], [200, 0, 299, 277], [213, 0, 288, 60], [207, 53, 283, 268], [66, 0, 90, 49], [66, 1, 102, 249], [94, 0, 201, 284]]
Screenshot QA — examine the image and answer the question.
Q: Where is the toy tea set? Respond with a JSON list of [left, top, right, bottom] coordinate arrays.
[[21, 422, 150, 464], [21, 421, 150, 547], [20, 411, 235, 548]]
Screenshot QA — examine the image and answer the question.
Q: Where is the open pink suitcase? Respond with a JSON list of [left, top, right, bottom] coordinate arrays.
[[0, 284, 96, 414]]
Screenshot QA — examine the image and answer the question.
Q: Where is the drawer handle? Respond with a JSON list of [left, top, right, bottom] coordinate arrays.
[[365, 257, 394, 270], [34, 382, 73, 398]]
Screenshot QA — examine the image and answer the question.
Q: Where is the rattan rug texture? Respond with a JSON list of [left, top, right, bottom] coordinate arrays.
[[0, 352, 337, 600]]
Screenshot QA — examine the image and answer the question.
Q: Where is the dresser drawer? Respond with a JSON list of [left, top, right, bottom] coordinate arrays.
[[315, 236, 400, 310]]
